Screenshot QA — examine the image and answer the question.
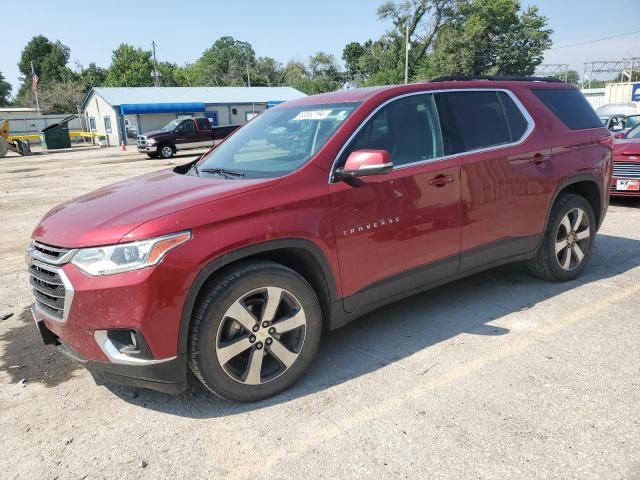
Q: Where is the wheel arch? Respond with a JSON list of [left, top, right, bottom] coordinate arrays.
[[177, 238, 339, 356], [546, 174, 604, 231]]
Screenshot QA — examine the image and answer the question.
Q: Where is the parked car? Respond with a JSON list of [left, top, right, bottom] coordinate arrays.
[[27, 77, 612, 401], [611, 124, 640, 196], [597, 103, 639, 131], [607, 114, 640, 138], [137, 117, 240, 159]]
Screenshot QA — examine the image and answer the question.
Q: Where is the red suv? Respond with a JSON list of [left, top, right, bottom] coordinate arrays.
[[28, 77, 612, 401]]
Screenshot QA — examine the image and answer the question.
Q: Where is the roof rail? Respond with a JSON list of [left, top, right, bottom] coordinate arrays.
[[429, 75, 565, 83]]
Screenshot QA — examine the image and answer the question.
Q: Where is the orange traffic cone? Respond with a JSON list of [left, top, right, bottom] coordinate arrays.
[[121, 141, 126, 151]]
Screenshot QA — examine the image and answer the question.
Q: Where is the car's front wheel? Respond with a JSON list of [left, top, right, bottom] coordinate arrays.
[[157, 144, 174, 159], [189, 261, 322, 401], [528, 193, 596, 282]]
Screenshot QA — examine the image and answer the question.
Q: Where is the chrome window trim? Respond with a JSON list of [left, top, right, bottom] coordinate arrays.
[[328, 87, 535, 183], [30, 259, 74, 323]]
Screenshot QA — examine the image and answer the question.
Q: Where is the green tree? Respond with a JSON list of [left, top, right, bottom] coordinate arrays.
[[38, 81, 86, 114], [252, 57, 284, 87], [78, 62, 109, 89], [16, 35, 72, 100], [424, 0, 552, 78], [282, 53, 342, 94], [105, 44, 154, 87], [0, 71, 11, 106], [195, 36, 256, 86]]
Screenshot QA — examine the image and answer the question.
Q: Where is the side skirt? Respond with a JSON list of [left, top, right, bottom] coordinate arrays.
[[329, 234, 540, 330]]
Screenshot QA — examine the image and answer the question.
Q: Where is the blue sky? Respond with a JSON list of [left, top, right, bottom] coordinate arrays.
[[2, 0, 639, 93]]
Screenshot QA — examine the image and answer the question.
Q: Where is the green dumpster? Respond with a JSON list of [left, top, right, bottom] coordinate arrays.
[[40, 122, 71, 150]]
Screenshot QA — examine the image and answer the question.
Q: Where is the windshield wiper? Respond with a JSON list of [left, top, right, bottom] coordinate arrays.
[[200, 168, 245, 179]]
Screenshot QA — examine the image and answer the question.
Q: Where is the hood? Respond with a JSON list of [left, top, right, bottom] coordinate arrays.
[[32, 169, 276, 248], [142, 129, 172, 138], [613, 138, 640, 157]]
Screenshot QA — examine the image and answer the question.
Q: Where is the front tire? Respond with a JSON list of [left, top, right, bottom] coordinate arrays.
[[528, 193, 596, 282], [157, 144, 174, 159], [189, 261, 322, 402]]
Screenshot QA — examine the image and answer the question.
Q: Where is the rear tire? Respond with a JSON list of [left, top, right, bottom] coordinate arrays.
[[528, 193, 596, 282], [189, 261, 322, 402]]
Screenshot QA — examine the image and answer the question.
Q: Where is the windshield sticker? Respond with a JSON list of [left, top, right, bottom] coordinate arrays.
[[336, 110, 348, 120], [293, 110, 332, 121]]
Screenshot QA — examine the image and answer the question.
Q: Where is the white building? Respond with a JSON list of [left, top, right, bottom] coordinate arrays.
[[80, 86, 307, 146]]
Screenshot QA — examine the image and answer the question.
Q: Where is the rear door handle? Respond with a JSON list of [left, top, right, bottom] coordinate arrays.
[[428, 175, 455, 187], [531, 153, 551, 164]]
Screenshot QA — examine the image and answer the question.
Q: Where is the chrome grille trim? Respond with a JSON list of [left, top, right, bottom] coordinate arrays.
[[27, 241, 77, 265], [612, 162, 640, 179], [27, 255, 75, 323]]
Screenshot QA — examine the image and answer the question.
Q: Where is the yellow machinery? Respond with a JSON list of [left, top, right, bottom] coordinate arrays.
[[0, 119, 106, 158]]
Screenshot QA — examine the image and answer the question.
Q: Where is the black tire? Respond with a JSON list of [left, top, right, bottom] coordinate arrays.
[[157, 143, 174, 159], [189, 261, 322, 402], [528, 193, 596, 282], [146, 152, 159, 159]]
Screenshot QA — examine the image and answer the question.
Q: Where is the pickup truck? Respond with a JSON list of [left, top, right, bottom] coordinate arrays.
[[137, 117, 240, 158]]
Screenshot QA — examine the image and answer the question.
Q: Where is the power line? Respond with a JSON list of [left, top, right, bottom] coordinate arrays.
[[550, 30, 640, 50]]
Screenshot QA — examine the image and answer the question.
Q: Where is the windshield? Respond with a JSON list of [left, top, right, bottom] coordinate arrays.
[[162, 119, 182, 131], [191, 103, 358, 178]]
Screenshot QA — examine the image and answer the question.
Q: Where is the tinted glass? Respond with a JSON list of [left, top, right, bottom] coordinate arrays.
[[498, 92, 528, 141], [344, 93, 443, 167], [195, 103, 357, 178], [195, 118, 211, 130], [435, 91, 511, 154], [533, 88, 602, 130], [179, 120, 196, 133]]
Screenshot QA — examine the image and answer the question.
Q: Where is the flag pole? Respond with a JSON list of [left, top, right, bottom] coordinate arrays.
[[31, 62, 41, 115]]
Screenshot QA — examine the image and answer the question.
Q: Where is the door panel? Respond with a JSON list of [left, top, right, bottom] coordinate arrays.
[[329, 92, 461, 312], [331, 159, 461, 311]]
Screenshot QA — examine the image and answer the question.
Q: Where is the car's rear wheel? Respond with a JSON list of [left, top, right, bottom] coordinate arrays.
[[528, 193, 596, 282], [189, 261, 322, 401], [158, 144, 174, 159]]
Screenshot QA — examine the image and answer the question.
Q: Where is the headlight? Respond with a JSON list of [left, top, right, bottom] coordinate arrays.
[[71, 231, 191, 276], [147, 138, 157, 145]]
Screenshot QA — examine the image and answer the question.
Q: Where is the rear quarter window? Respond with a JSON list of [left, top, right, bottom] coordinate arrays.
[[533, 88, 602, 130]]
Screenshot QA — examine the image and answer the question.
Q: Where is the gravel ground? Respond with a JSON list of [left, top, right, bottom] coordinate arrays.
[[1, 146, 639, 480]]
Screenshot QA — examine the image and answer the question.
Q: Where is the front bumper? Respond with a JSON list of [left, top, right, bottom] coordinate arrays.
[[137, 145, 156, 153], [33, 308, 187, 394]]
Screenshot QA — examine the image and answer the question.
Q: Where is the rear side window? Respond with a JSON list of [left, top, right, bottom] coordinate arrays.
[[532, 89, 602, 130], [498, 92, 528, 141], [196, 118, 211, 130], [434, 91, 518, 155]]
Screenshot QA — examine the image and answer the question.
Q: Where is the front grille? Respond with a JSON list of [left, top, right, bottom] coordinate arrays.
[[137, 135, 146, 146], [29, 262, 68, 321], [32, 241, 70, 262], [613, 162, 640, 179]]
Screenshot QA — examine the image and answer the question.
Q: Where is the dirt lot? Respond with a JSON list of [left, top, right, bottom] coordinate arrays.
[[1, 146, 639, 479]]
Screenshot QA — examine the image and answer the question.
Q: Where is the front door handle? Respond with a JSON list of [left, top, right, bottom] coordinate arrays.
[[428, 175, 455, 187]]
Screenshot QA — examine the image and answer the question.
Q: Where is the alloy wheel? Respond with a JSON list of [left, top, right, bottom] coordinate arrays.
[[215, 287, 307, 385], [161, 146, 173, 158], [555, 207, 590, 271]]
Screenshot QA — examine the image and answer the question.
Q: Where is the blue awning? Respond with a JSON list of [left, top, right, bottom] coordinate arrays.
[[119, 102, 206, 115], [266, 100, 285, 108]]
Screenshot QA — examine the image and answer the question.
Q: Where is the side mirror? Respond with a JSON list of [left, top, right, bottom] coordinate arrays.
[[611, 124, 623, 131], [335, 149, 393, 180]]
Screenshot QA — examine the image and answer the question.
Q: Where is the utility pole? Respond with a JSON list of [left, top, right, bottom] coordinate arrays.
[[152, 41, 160, 87], [247, 63, 251, 87], [404, 23, 410, 84]]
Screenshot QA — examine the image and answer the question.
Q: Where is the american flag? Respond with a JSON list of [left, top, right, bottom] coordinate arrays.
[[31, 63, 39, 92]]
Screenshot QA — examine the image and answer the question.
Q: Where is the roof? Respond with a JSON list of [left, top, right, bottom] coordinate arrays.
[[83, 86, 306, 109]]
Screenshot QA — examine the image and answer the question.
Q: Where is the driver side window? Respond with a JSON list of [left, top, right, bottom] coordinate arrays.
[[341, 93, 444, 168], [178, 120, 196, 133]]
